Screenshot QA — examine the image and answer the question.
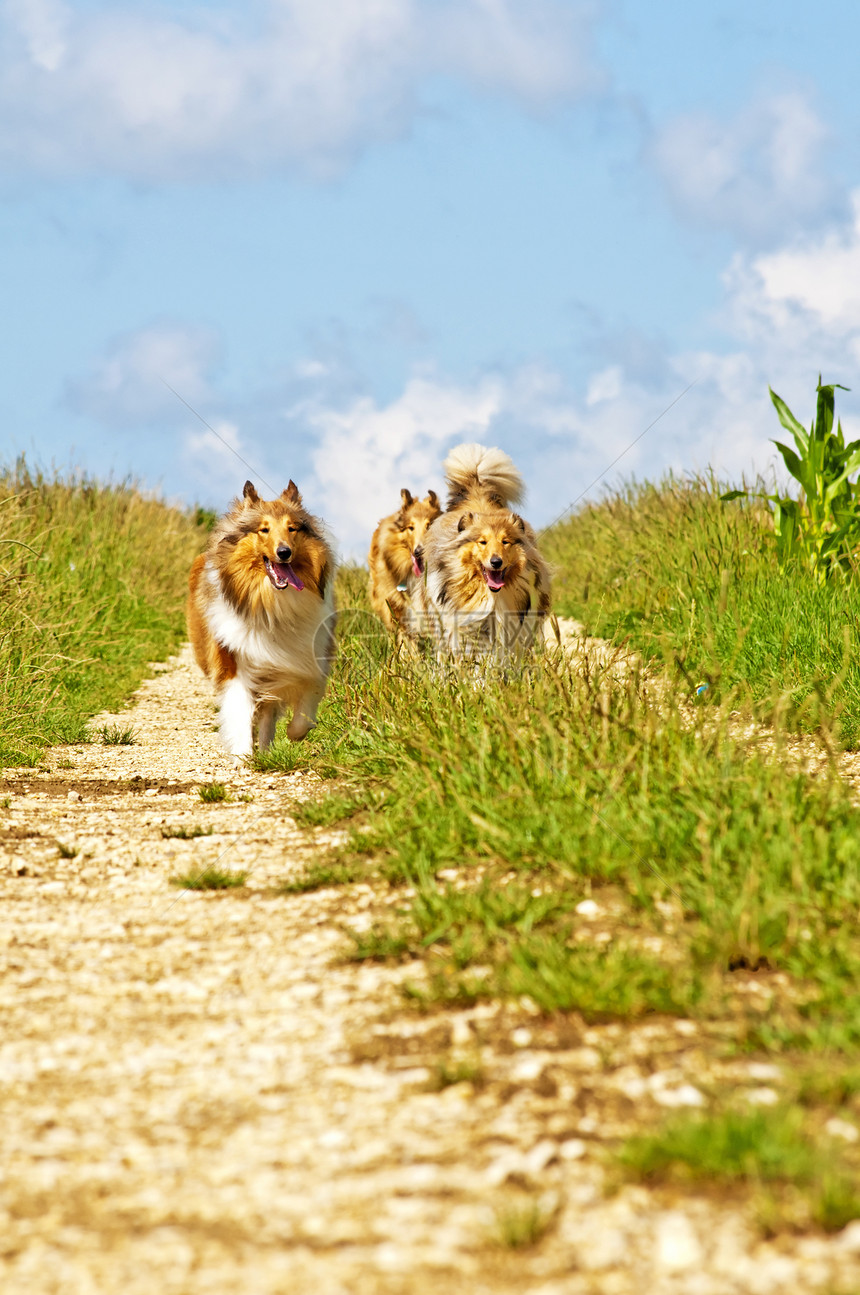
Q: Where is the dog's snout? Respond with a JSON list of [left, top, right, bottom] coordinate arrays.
[[489, 554, 504, 570], [276, 544, 292, 562]]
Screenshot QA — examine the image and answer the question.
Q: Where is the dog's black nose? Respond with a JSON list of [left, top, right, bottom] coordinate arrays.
[[489, 555, 503, 570], [276, 544, 292, 562]]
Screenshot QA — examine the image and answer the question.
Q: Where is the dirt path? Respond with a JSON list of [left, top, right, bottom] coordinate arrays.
[[2, 645, 860, 1294]]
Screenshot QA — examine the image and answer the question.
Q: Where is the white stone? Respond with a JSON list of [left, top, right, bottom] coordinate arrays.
[[654, 1083, 705, 1108], [826, 1116, 859, 1142], [522, 1139, 558, 1175], [511, 1027, 532, 1048], [576, 1226, 628, 1270], [745, 1086, 779, 1105], [559, 1138, 586, 1160], [836, 1219, 860, 1253], [66, 790, 81, 802], [654, 1211, 703, 1272], [745, 1061, 782, 1080], [575, 899, 601, 917]]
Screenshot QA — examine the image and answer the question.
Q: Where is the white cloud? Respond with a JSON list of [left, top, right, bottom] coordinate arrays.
[[67, 189, 860, 555], [0, 0, 601, 180], [651, 91, 837, 242], [66, 321, 222, 426], [746, 192, 860, 331], [303, 374, 502, 554]]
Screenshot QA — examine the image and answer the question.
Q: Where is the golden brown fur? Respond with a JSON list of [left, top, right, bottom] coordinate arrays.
[[367, 487, 440, 631], [187, 480, 336, 759], [408, 444, 551, 662]]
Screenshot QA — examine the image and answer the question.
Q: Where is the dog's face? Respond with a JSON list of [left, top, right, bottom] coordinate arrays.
[[455, 510, 528, 594], [218, 480, 330, 601], [393, 488, 441, 576]]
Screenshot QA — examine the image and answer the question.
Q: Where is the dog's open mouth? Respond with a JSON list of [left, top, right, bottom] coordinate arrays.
[[483, 566, 506, 593], [411, 550, 424, 578], [264, 556, 304, 591]]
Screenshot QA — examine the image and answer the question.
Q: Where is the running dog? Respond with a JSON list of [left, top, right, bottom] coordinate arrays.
[[408, 444, 550, 662], [367, 487, 441, 632], [187, 480, 336, 760]]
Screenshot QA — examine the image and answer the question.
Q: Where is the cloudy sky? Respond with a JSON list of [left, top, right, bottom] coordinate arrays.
[[3, 0, 860, 557]]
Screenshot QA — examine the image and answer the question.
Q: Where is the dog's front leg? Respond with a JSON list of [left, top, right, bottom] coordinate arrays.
[[287, 685, 325, 741], [218, 677, 256, 759], [256, 700, 282, 751]]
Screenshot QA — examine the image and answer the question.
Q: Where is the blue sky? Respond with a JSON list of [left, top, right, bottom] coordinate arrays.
[[3, 0, 860, 556]]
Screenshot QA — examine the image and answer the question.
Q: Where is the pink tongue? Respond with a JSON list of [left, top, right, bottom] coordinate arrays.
[[486, 571, 504, 591], [411, 553, 422, 577], [272, 561, 304, 591]]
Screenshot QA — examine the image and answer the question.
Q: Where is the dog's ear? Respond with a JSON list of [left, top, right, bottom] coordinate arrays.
[[426, 489, 439, 510], [282, 480, 302, 505], [457, 511, 473, 533], [400, 488, 414, 509], [243, 480, 259, 505], [510, 512, 526, 533]]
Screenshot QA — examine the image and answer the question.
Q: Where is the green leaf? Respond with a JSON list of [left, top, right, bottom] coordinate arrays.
[[772, 440, 806, 487], [720, 490, 747, 502], [770, 388, 809, 452]]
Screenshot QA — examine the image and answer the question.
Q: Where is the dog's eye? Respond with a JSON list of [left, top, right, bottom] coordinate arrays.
[[479, 539, 487, 546], [288, 526, 297, 534], [260, 527, 269, 534]]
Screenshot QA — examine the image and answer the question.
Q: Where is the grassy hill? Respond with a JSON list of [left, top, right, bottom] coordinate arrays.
[[0, 461, 209, 764]]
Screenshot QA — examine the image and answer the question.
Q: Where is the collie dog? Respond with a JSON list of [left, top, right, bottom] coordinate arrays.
[[408, 444, 550, 662], [367, 487, 441, 632], [187, 480, 336, 760]]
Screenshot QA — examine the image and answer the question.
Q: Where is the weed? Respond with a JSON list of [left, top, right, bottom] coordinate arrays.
[[160, 824, 215, 840], [344, 927, 414, 962], [427, 1055, 485, 1090], [617, 1108, 817, 1186], [619, 1106, 860, 1234], [1, 797, 10, 809], [170, 867, 246, 890], [197, 783, 228, 803], [491, 1196, 557, 1249], [98, 723, 136, 746], [56, 841, 78, 859], [57, 759, 75, 769]]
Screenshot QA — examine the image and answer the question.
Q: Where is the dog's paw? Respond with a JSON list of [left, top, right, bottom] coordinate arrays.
[[286, 716, 315, 741]]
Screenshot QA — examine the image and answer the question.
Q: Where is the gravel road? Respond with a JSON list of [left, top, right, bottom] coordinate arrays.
[[2, 645, 859, 1294]]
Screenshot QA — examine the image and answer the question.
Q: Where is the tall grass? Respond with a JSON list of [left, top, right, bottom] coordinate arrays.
[[0, 459, 209, 764], [542, 475, 860, 746], [261, 549, 860, 1050]]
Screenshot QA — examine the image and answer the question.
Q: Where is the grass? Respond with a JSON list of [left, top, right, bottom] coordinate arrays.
[[617, 1106, 860, 1232], [170, 866, 247, 890], [541, 473, 860, 746], [491, 1196, 557, 1249], [197, 782, 228, 803], [291, 791, 370, 827], [426, 1055, 485, 1090], [277, 859, 367, 893], [0, 459, 209, 765], [97, 723, 136, 746], [246, 484, 860, 1055], [56, 841, 78, 859], [160, 824, 215, 840]]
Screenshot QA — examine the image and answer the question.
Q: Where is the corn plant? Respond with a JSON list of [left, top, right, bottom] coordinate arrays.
[[722, 378, 860, 579]]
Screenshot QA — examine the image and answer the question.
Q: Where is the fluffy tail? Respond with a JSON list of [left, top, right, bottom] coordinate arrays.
[[443, 442, 524, 510]]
